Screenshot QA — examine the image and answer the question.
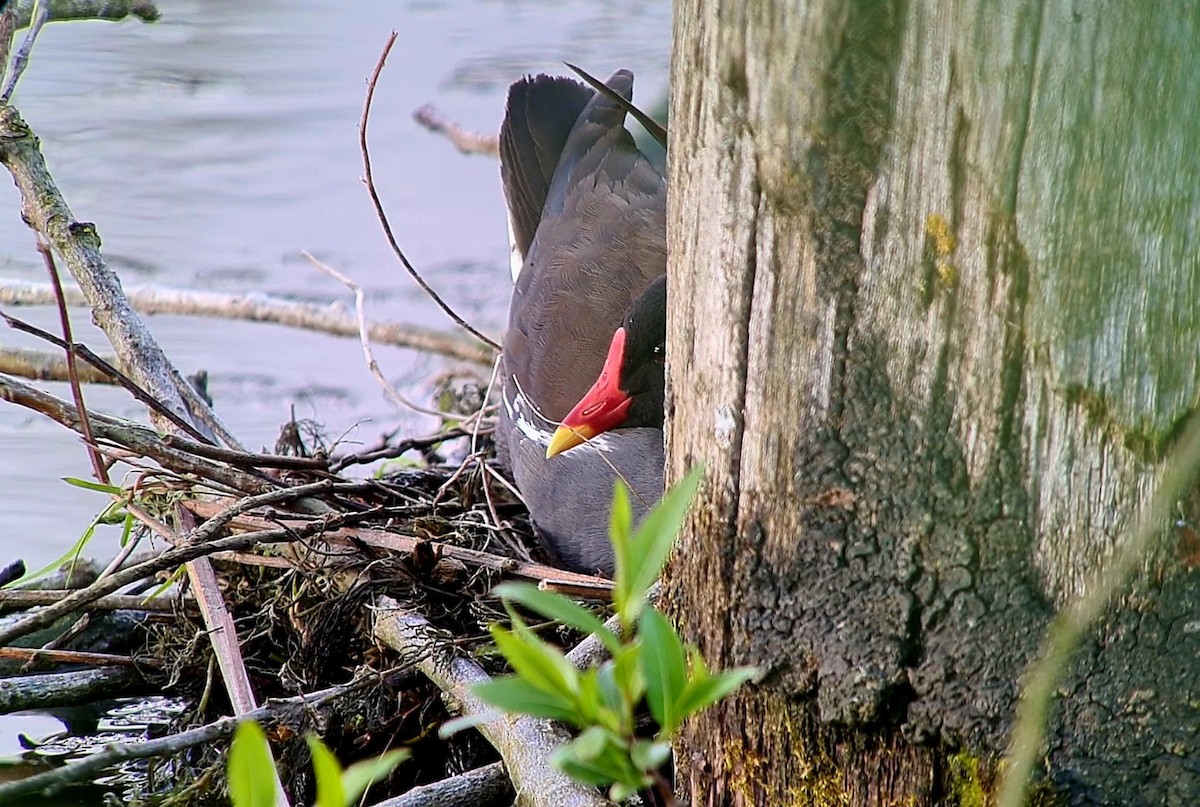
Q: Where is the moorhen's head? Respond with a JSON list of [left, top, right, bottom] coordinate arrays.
[[546, 275, 666, 458]]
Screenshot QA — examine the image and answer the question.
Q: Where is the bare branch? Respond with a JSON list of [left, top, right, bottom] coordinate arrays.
[[360, 33, 501, 352], [412, 104, 499, 157], [0, 279, 495, 366], [0, 345, 114, 383], [373, 600, 610, 807]]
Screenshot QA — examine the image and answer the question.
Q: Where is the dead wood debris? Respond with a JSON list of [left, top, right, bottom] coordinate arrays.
[[0, 401, 617, 806]]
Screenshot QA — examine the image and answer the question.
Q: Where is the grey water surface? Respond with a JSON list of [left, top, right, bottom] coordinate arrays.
[[0, 0, 668, 776]]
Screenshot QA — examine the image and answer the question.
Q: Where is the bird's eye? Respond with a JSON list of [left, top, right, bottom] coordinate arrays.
[[653, 343, 665, 363]]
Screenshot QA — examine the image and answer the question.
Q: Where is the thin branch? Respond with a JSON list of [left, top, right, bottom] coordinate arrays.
[[40, 238, 108, 481], [183, 498, 613, 594], [0, 678, 361, 802], [0, 280, 494, 365], [0, 344, 115, 383], [412, 104, 499, 157], [2, 310, 214, 443], [328, 427, 469, 473], [373, 762, 511, 807], [302, 250, 447, 419], [0, 516, 339, 648], [360, 33, 500, 352], [0, 645, 162, 668], [373, 600, 609, 807], [0, 589, 191, 612], [161, 434, 330, 471], [0, 0, 47, 103], [0, 373, 277, 494]]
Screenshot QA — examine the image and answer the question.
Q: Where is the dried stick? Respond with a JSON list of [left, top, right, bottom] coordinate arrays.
[[412, 104, 499, 157], [0, 373, 276, 494], [373, 762, 511, 807], [39, 238, 107, 481], [302, 250, 446, 419], [0, 345, 115, 383], [184, 499, 614, 594], [2, 310, 214, 443], [360, 33, 500, 352], [0, 589, 191, 612], [0, 518, 334, 648], [0, 0, 47, 102], [0, 646, 162, 668], [0, 666, 143, 716], [0, 279, 494, 365], [373, 600, 609, 807], [0, 678, 358, 802]]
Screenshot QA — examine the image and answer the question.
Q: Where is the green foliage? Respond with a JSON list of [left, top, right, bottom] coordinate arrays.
[[2, 481, 131, 589], [227, 721, 407, 807], [473, 468, 757, 801], [228, 722, 278, 807]]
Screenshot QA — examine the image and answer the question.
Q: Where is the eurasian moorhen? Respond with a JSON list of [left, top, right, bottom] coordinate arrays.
[[496, 69, 666, 575]]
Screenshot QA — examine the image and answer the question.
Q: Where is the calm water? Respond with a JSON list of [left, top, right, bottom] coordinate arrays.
[[0, 0, 668, 777]]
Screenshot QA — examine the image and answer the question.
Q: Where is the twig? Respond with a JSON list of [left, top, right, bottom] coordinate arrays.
[[412, 104, 500, 157], [0, 373, 276, 494], [0, 105, 227, 443], [0, 518, 336, 648], [0, 5, 15, 94], [301, 250, 447, 419], [0, 666, 144, 716], [373, 599, 609, 807], [0, 678, 360, 802], [2, 310, 214, 443], [161, 434, 330, 471], [328, 427, 469, 473], [0, 589, 191, 612], [0, 344, 115, 383], [997, 410, 1200, 807], [0, 645, 161, 668], [183, 499, 613, 594], [373, 762, 512, 807], [39, 238, 108, 482], [0, 279, 494, 365], [0, 0, 47, 103], [360, 33, 500, 352]]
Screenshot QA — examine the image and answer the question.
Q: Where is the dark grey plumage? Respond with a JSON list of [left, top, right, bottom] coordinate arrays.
[[496, 70, 666, 575]]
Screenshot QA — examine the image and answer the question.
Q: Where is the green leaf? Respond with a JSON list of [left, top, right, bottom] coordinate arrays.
[[594, 661, 631, 731], [438, 713, 491, 739], [574, 667, 619, 730], [340, 749, 409, 806], [675, 665, 758, 720], [492, 583, 620, 654], [62, 477, 123, 495], [610, 643, 645, 715], [552, 743, 621, 787], [610, 480, 634, 548], [553, 733, 648, 790], [4, 518, 96, 589], [118, 510, 135, 546], [490, 620, 579, 698], [306, 735, 345, 807], [615, 467, 703, 626], [228, 721, 277, 807], [639, 608, 688, 734], [472, 676, 580, 724], [630, 739, 672, 772], [572, 725, 610, 761]]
